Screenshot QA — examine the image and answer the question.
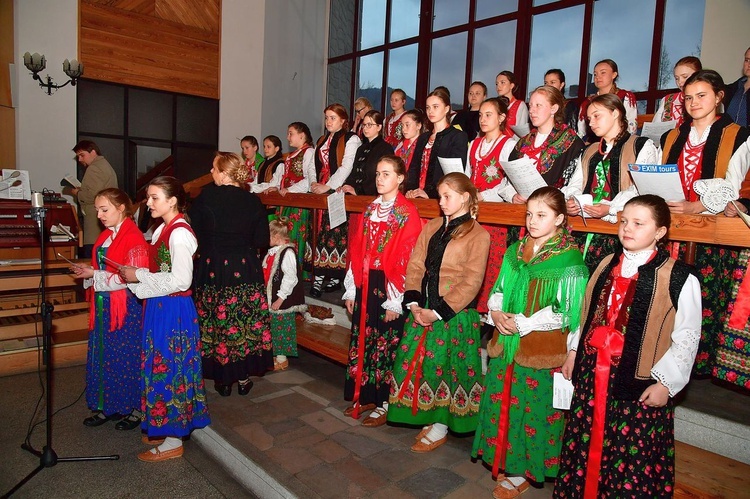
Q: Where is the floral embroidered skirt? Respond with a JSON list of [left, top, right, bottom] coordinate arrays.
[[86, 292, 142, 416], [271, 311, 298, 357], [388, 309, 483, 433], [141, 296, 211, 437], [715, 247, 750, 389], [553, 352, 675, 497], [472, 360, 564, 482], [344, 270, 405, 408], [194, 253, 273, 383], [305, 210, 348, 279]]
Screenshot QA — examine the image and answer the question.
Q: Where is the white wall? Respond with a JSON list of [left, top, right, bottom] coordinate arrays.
[[261, 0, 328, 142], [14, 0, 78, 192], [218, 0, 266, 153], [701, 0, 750, 82]]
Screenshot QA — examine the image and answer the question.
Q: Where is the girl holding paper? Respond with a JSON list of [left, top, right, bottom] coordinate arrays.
[[405, 88, 468, 200], [566, 93, 659, 271], [72, 188, 149, 431], [472, 186, 588, 498], [466, 97, 518, 315], [660, 69, 750, 376], [500, 86, 584, 204], [553, 195, 701, 498], [309, 104, 362, 297]]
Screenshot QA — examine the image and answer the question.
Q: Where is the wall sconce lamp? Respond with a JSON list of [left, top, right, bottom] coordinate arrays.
[[23, 52, 84, 95]]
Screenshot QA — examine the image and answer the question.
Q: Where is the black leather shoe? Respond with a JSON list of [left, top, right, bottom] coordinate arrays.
[[214, 383, 232, 397], [309, 286, 322, 298], [115, 412, 142, 431], [237, 379, 254, 396], [83, 411, 118, 427], [323, 280, 342, 293]]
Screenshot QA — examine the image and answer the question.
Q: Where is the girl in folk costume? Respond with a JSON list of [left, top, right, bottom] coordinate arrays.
[[720, 198, 750, 390], [308, 103, 362, 297], [466, 97, 518, 315], [544, 69, 579, 132], [553, 195, 701, 498], [240, 135, 265, 183], [263, 218, 306, 371], [72, 188, 149, 431], [566, 93, 659, 271], [384, 88, 408, 147], [660, 69, 750, 376], [577, 59, 638, 143], [351, 97, 374, 138], [251, 135, 285, 191], [342, 156, 422, 427], [121, 176, 210, 462], [389, 173, 490, 452], [498, 86, 584, 205], [653, 56, 702, 128], [496, 71, 530, 139], [472, 186, 588, 499], [257, 122, 317, 281], [191, 153, 273, 397], [405, 89, 469, 200], [341, 110, 395, 197], [453, 81, 488, 141], [394, 109, 424, 173]]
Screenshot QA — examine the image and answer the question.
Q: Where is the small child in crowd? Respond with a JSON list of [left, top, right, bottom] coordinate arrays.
[[263, 218, 306, 370]]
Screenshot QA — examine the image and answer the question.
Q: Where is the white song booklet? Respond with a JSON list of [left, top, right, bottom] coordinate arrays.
[[553, 372, 574, 410]]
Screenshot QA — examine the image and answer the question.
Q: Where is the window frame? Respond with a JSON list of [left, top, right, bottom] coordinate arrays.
[[328, 0, 695, 115]]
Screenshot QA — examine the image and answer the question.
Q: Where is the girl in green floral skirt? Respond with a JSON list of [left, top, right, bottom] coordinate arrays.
[[388, 173, 490, 453]]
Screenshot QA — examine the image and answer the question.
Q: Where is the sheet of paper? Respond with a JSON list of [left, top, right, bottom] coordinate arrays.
[[553, 372, 574, 410], [628, 164, 685, 202], [0, 169, 31, 200], [500, 157, 548, 199], [327, 190, 347, 229], [730, 201, 750, 229], [573, 194, 594, 220], [641, 120, 677, 143], [437, 157, 465, 175]]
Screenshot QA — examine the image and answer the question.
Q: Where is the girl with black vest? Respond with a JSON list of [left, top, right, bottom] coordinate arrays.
[[405, 88, 468, 199], [309, 104, 361, 297], [554, 195, 701, 498], [660, 69, 750, 376], [566, 93, 658, 271], [263, 218, 306, 371]]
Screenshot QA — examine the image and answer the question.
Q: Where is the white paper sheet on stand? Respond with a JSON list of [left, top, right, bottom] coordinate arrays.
[[327, 190, 347, 229]]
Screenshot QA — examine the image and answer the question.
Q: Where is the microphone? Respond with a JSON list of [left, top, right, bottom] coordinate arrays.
[[30, 191, 46, 233]]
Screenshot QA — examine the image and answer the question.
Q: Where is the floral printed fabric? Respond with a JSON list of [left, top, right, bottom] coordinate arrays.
[[553, 351, 675, 497], [141, 296, 210, 437], [472, 361, 565, 482], [388, 310, 483, 433], [716, 247, 750, 389], [345, 270, 405, 407], [271, 312, 298, 357]]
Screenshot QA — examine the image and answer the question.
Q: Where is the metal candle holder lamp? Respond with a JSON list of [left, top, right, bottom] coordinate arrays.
[[22, 52, 84, 95]]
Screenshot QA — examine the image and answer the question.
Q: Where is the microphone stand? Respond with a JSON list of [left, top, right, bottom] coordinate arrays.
[[3, 197, 119, 498]]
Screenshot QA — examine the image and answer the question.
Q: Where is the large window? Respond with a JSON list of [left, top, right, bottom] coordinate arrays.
[[327, 0, 705, 116]]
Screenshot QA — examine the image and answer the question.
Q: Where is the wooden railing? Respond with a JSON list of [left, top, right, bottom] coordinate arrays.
[[136, 155, 175, 201], [257, 192, 750, 249]]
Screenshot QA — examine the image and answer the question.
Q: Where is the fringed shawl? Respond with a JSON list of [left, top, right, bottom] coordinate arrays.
[[490, 228, 588, 364], [88, 217, 149, 331]]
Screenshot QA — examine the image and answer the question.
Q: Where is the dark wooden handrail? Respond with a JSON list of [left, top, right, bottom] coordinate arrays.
[[256, 192, 750, 248]]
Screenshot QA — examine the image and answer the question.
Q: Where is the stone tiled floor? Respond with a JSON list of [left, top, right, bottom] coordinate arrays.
[[206, 349, 554, 498]]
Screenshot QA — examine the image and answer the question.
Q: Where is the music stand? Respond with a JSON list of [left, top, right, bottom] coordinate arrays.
[[3, 196, 119, 498]]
